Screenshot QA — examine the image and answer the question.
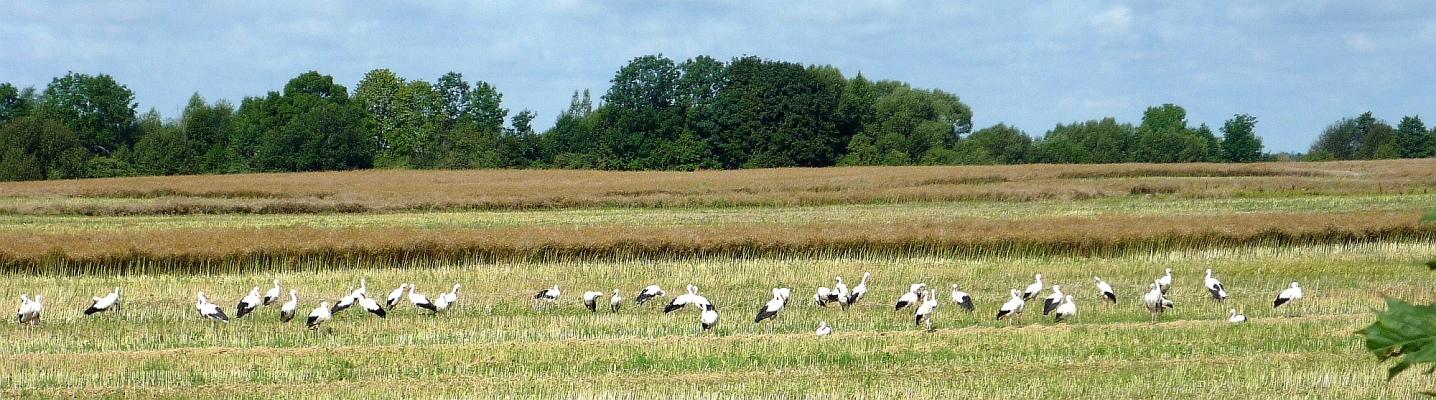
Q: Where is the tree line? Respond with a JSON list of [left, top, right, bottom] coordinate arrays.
[[1, 54, 1432, 181]]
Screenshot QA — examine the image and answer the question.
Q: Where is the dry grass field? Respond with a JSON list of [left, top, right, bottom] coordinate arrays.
[[2, 160, 1434, 398]]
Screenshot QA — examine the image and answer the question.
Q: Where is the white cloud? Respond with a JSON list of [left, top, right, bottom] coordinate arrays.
[[1343, 33, 1378, 52]]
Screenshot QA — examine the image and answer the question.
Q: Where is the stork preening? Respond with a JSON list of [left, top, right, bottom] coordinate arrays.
[[408, 284, 438, 313], [279, 289, 298, 323], [1156, 268, 1173, 294], [196, 291, 228, 322], [996, 289, 1025, 323], [815, 320, 832, 336], [814, 286, 833, 307], [1227, 308, 1247, 324], [306, 302, 332, 330], [831, 277, 849, 308], [385, 283, 408, 309], [1053, 295, 1077, 322], [1042, 285, 1064, 316], [895, 283, 924, 311], [754, 293, 786, 332], [1203, 269, 1227, 301], [1022, 274, 1044, 301], [84, 287, 121, 316], [236, 287, 261, 319], [434, 283, 460, 312], [16, 294, 42, 325], [1093, 277, 1117, 304], [583, 290, 604, 312], [699, 303, 719, 333], [609, 289, 623, 313], [844, 272, 871, 309], [358, 293, 387, 318], [262, 279, 281, 306], [1143, 282, 1173, 321], [949, 284, 973, 312], [534, 285, 561, 307], [1273, 281, 1303, 312], [773, 287, 792, 306], [665, 285, 708, 313], [635, 285, 665, 305], [914, 289, 937, 331]]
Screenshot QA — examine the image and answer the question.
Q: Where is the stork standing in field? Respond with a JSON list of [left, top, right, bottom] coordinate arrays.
[[84, 287, 121, 316], [435, 283, 460, 311], [408, 284, 438, 313], [196, 291, 228, 322], [609, 289, 623, 313], [385, 283, 407, 309], [815, 320, 832, 336], [996, 289, 1025, 323], [665, 285, 706, 313], [1203, 269, 1228, 301], [236, 287, 262, 319], [1143, 282, 1172, 321], [358, 293, 387, 318], [332, 287, 357, 314], [1156, 268, 1173, 294], [306, 302, 332, 330], [1042, 285, 1064, 316], [699, 303, 719, 334], [949, 284, 974, 312], [262, 279, 282, 306], [831, 277, 849, 308], [1022, 274, 1044, 301], [1273, 281, 1303, 314], [279, 289, 298, 323], [813, 286, 833, 307], [352, 278, 368, 299], [754, 293, 786, 332], [773, 287, 792, 306], [1053, 295, 1077, 322], [16, 294, 42, 325], [583, 291, 604, 312], [844, 272, 871, 309], [534, 285, 561, 308], [895, 283, 925, 311], [1093, 277, 1117, 304], [914, 289, 937, 332], [635, 285, 665, 305], [1227, 308, 1247, 324]]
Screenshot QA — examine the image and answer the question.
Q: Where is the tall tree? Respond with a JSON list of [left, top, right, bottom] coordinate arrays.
[[1033, 118, 1134, 164], [1395, 115, 1430, 158], [354, 69, 405, 157], [0, 83, 36, 125], [235, 71, 375, 172], [36, 72, 138, 155], [1132, 104, 1214, 163], [1310, 112, 1397, 160], [1219, 114, 1263, 162], [0, 116, 89, 181], [961, 124, 1032, 164]]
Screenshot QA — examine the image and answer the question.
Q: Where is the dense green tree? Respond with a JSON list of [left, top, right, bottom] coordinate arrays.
[[0, 83, 37, 125], [961, 124, 1032, 164], [714, 56, 844, 168], [1033, 118, 1134, 163], [0, 116, 89, 181], [235, 71, 374, 172], [1395, 115, 1430, 158], [354, 69, 405, 155], [1131, 104, 1215, 163], [36, 72, 138, 155], [1219, 114, 1263, 162], [1310, 112, 1398, 160]]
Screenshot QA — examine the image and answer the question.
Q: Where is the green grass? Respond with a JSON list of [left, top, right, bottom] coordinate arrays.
[[3, 242, 1433, 398]]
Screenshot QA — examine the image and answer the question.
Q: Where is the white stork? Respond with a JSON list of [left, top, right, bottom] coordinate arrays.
[[1274, 282, 1303, 309], [815, 320, 832, 336], [279, 289, 298, 323], [358, 294, 387, 318], [84, 287, 121, 315], [16, 294, 42, 325], [831, 277, 849, 306], [332, 287, 357, 314], [754, 293, 786, 331], [385, 283, 408, 309], [1228, 308, 1247, 324], [996, 289, 1025, 322], [1156, 268, 1173, 294], [262, 279, 281, 306], [236, 287, 261, 319], [895, 283, 925, 310], [306, 302, 332, 330], [1042, 285, 1065, 316], [773, 287, 792, 306], [699, 303, 719, 333], [196, 291, 228, 322], [915, 289, 937, 331], [534, 285, 561, 307], [1093, 276, 1117, 304], [436, 283, 460, 311], [583, 291, 604, 312], [1053, 295, 1077, 322], [844, 272, 871, 309], [949, 283, 973, 312], [665, 285, 707, 313], [1143, 282, 1172, 321], [352, 278, 368, 299], [408, 284, 438, 313], [610, 289, 623, 313], [813, 286, 833, 307], [1204, 269, 1228, 301], [1022, 274, 1044, 301], [635, 285, 665, 305]]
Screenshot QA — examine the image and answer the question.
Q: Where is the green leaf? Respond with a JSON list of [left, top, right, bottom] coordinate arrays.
[[1357, 298, 1436, 379]]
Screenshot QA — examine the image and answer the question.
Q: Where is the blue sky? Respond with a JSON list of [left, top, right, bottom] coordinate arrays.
[[3, 1, 1433, 152]]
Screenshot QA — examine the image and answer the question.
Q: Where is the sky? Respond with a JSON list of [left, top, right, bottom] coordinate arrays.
[[2, 1, 1433, 153]]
